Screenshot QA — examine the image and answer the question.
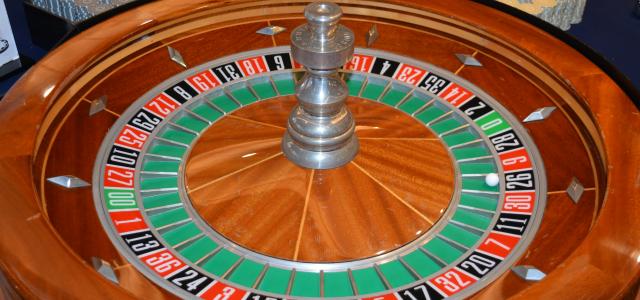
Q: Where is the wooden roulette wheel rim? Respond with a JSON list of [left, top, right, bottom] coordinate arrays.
[[0, 0, 638, 298]]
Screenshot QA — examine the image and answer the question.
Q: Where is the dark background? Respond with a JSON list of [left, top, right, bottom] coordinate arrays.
[[1, 0, 639, 97], [568, 0, 640, 91]]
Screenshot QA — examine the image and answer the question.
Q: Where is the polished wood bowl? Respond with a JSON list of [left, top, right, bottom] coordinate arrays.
[[0, 0, 638, 298]]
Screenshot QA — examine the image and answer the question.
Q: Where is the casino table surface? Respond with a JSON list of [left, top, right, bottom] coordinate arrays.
[[0, 0, 639, 299]]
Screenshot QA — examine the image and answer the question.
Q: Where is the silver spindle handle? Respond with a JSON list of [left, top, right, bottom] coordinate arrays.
[[282, 2, 359, 169]]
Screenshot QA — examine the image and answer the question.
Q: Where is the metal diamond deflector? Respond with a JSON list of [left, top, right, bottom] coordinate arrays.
[[523, 106, 556, 123], [512, 265, 546, 281], [366, 24, 379, 47], [455, 53, 482, 67], [256, 25, 286, 36], [47, 175, 91, 188], [91, 257, 119, 284], [566, 177, 585, 204], [89, 96, 107, 116], [167, 46, 187, 68]]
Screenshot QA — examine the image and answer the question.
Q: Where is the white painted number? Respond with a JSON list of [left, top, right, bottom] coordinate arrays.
[[504, 194, 532, 210], [191, 74, 217, 91], [171, 270, 209, 291], [421, 76, 447, 94], [149, 97, 176, 115], [434, 271, 471, 292], [380, 61, 392, 74], [460, 255, 496, 276], [273, 55, 285, 70], [107, 191, 135, 206], [173, 86, 192, 100], [131, 111, 160, 131], [117, 128, 147, 148], [481, 118, 502, 131], [131, 240, 160, 252], [484, 238, 512, 252], [463, 101, 487, 116], [505, 173, 533, 189], [117, 218, 143, 228], [502, 156, 528, 166], [397, 66, 421, 84], [106, 168, 134, 186], [252, 296, 277, 300], [491, 133, 520, 151], [212, 287, 236, 300], [402, 285, 430, 300]]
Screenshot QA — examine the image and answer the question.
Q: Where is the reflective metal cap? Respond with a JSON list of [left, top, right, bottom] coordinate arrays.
[[290, 2, 354, 69], [305, 2, 342, 41]]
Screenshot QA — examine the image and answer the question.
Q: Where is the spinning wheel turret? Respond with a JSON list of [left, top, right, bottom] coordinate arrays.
[[284, 2, 358, 169]]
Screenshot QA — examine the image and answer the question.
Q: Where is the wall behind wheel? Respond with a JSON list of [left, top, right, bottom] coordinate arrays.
[[561, 0, 640, 101], [0, 0, 149, 97]]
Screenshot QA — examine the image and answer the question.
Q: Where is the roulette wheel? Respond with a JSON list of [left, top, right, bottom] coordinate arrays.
[[0, 0, 639, 299]]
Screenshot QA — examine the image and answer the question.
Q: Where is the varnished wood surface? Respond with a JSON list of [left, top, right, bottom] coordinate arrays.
[[186, 98, 454, 262], [0, 0, 636, 298], [41, 101, 177, 299], [86, 22, 276, 116], [457, 52, 597, 192], [232, 96, 440, 138], [272, 19, 474, 73]]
